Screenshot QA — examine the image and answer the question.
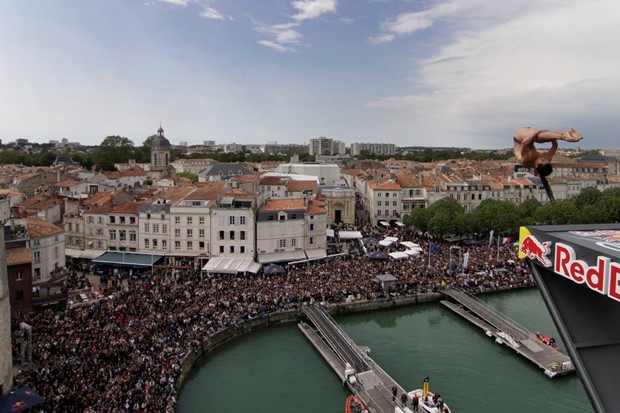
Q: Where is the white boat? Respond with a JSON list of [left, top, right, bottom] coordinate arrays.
[[406, 389, 452, 413]]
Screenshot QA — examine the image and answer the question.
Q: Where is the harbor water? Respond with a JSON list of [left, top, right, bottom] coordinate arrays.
[[177, 288, 592, 412]]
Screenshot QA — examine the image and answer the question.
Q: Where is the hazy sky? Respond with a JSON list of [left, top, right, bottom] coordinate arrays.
[[1, 0, 619, 149]]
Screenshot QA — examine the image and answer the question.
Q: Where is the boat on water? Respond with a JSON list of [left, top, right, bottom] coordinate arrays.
[[405, 389, 451, 413], [345, 394, 368, 413]]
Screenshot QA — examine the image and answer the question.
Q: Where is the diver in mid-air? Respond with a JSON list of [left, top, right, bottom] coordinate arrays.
[[513, 127, 583, 204]]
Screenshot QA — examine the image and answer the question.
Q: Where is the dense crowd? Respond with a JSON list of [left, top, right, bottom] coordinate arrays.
[[12, 227, 532, 412]]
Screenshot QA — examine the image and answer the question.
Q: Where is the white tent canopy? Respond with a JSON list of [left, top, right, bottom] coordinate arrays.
[[399, 241, 420, 249], [326, 229, 335, 238], [339, 231, 363, 239], [389, 251, 410, 260], [385, 237, 399, 242], [202, 257, 261, 274], [379, 240, 394, 247], [379, 221, 390, 227], [403, 249, 421, 256]]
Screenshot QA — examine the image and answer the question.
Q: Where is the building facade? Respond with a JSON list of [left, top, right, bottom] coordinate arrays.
[[1, 198, 13, 395]]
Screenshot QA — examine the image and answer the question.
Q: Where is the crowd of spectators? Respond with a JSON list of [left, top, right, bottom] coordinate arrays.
[[12, 226, 532, 412]]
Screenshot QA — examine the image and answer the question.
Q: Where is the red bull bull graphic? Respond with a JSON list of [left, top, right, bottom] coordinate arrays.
[[520, 235, 552, 267], [569, 230, 620, 253]]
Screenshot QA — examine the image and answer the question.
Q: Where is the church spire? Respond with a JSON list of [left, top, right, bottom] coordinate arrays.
[[158, 122, 164, 136]]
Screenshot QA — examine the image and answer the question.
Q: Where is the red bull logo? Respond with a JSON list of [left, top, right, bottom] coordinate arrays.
[[520, 235, 552, 267], [554, 242, 620, 303], [12, 401, 27, 411], [569, 230, 620, 253]]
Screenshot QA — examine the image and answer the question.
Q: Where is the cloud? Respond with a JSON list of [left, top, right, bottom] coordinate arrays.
[[291, 0, 337, 21], [200, 6, 225, 20], [156, 0, 191, 5], [257, 40, 295, 53], [255, 22, 302, 52], [339, 17, 353, 25], [366, 0, 620, 147]]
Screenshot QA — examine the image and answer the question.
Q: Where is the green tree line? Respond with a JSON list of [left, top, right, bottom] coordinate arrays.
[[404, 187, 620, 239]]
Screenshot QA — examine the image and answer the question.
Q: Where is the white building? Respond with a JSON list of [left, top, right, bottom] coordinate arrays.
[[256, 198, 327, 263], [351, 142, 396, 156], [12, 218, 65, 284], [210, 193, 258, 259], [366, 180, 402, 225], [1, 199, 13, 395]]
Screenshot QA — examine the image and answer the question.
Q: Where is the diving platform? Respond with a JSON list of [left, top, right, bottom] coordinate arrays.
[[299, 305, 413, 413], [441, 287, 574, 378]]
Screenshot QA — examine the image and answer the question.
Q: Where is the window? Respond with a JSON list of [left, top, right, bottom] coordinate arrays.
[[385, 209, 389, 216], [309, 237, 315, 245], [385, 192, 389, 197], [109, 216, 116, 224], [162, 240, 167, 249], [240, 231, 245, 240], [187, 217, 193, 225], [377, 201, 381, 206], [119, 230, 127, 241], [199, 216, 205, 225], [199, 229, 205, 238], [219, 231, 225, 240], [97, 228, 103, 236], [240, 246, 245, 253], [187, 229, 193, 238], [310, 223, 314, 231], [219, 245, 224, 253], [279, 239, 286, 248], [393, 192, 397, 197], [16, 271, 23, 281], [98, 217, 103, 224], [109, 230, 117, 240], [130, 217, 136, 224], [34, 268, 41, 280], [146, 213, 151, 219], [377, 210, 382, 216], [378, 192, 381, 197], [144, 223, 150, 233], [292, 238, 297, 247], [175, 229, 181, 237], [76, 223, 80, 232], [393, 210, 398, 216], [153, 239, 158, 249], [393, 201, 397, 206], [229, 216, 235, 225], [120, 216, 126, 224], [87, 216, 94, 224], [187, 241, 193, 250], [229, 231, 235, 240], [230, 246, 234, 253], [310, 215, 314, 220], [279, 215, 286, 222], [175, 241, 181, 250], [162, 225, 167, 234], [161, 213, 165, 220], [130, 231, 136, 242], [199, 241, 205, 250], [152, 224, 159, 234], [240, 216, 246, 225], [175, 216, 181, 224], [145, 239, 150, 248]]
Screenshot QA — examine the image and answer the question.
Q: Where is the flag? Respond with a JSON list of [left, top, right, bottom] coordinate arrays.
[[463, 252, 470, 269], [430, 243, 442, 254], [488, 230, 495, 248], [501, 236, 512, 246]]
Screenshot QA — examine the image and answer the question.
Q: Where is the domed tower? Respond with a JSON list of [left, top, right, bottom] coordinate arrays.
[[1, 199, 13, 394], [149, 125, 175, 180]]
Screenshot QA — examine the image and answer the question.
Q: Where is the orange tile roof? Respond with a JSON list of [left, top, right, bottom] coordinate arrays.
[[112, 201, 141, 214], [259, 176, 287, 186], [7, 247, 32, 266], [259, 198, 305, 212], [368, 181, 401, 190], [104, 168, 147, 179], [286, 180, 317, 192], [25, 218, 63, 238]]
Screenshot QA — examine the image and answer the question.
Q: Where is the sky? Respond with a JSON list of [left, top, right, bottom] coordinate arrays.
[[1, 0, 619, 149]]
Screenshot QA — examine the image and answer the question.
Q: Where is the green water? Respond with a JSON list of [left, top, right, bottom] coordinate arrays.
[[177, 289, 592, 412]]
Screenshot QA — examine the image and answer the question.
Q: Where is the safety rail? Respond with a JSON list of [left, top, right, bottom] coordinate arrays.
[[445, 287, 530, 342]]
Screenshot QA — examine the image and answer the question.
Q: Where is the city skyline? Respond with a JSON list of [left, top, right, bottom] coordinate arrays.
[[2, 0, 619, 149]]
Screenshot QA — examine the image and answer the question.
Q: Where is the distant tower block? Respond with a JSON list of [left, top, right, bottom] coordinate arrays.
[[0, 198, 13, 394]]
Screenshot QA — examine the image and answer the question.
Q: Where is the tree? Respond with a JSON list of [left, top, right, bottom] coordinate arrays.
[[471, 199, 519, 235], [93, 135, 135, 170], [176, 172, 199, 183], [574, 187, 602, 209]]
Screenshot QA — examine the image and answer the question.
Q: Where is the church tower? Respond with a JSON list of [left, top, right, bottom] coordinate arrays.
[[149, 125, 175, 180]]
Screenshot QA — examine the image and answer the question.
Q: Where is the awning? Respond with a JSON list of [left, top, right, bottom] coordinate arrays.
[[399, 241, 420, 249], [305, 248, 327, 259], [258, 250, 307, 264], [379, 240, 393, 246], [389, 251, 410, 260], [339, 231, 363, 239], [403, 249, 420, 256], [385, 237, 399, 242], [395, 221, 405, 227], [326, 229, 335, 238], [66, 248, 107, 259], [92, 252, 164, 267], [379, 221, 390, 227], [202, 257, 260, 274]]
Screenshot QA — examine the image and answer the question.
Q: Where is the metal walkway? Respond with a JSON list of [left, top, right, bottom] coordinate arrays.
[[300, 305, 412, 413], [441, 287, 575, 378]]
